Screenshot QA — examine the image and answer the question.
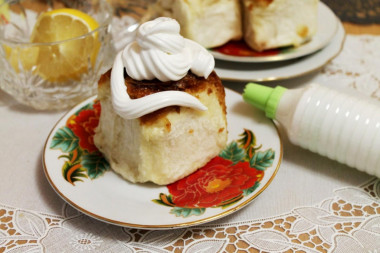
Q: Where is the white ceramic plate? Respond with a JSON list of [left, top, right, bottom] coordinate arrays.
[[214, 20, 345, 82], [210, 2, 338, 63], [43, 89, 282, 229]]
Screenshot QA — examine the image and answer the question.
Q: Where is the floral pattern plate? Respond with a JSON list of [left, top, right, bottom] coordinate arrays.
[[43, 88, 282, 229]]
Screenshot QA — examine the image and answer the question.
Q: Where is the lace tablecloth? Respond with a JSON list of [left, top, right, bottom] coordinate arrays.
[[0, 35, 379, 253]]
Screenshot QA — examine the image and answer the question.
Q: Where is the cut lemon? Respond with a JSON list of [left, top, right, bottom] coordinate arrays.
[[30, 8, 100, 82], [4, 44, 39, 73], [3, 3, 39, 73]]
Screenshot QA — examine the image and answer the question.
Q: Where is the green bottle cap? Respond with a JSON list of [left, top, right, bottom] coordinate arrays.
[[242, 83, 287, 119]]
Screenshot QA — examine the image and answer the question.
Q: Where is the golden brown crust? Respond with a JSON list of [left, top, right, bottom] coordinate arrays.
[[297, 26, 309, 38], [124, 71, 220, 99], [97, 69, 226, 125], [136, 71, 226, 124], [245, 0, 274, 8], [98, 69, 111, 88]]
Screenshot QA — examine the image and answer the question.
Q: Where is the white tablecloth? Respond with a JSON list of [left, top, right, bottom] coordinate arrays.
[[0, 35, 379, 253]]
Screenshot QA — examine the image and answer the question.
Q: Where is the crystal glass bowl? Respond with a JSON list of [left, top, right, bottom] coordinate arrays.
[[0, 0, 113, 110]]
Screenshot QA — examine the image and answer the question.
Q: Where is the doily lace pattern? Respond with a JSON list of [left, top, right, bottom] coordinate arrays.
[[318, 35, 380, 101], [0, 178, 379, 253]]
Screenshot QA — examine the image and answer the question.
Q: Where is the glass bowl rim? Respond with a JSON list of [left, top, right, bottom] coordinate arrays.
[[0, 0, 113, 46]]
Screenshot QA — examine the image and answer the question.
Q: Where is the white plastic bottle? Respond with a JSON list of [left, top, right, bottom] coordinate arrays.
[[243, 82, 380, 178]]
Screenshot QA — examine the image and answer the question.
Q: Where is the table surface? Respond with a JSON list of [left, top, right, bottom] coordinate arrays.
[[1, 1, 379, 253]]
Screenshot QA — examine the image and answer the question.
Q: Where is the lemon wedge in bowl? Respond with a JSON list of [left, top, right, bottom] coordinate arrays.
[[30, 8, 101, 82], [3, 45, 39, 73]]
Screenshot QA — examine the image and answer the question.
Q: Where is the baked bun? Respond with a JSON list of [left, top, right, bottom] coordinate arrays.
[[242, 0, 319, 51], [94, 70, 228, 185], [147, 0, 242, 48]]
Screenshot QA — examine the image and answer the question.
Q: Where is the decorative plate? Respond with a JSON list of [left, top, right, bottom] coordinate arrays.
[[210, 2, 338, 63], [214, 20, 345, 82], [43, 88, 282, 229]]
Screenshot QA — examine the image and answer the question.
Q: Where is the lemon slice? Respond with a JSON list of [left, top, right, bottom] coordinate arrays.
[[30, 8, 100, 82], [4, 45, 39, 73], [2, 3, 39, 73]]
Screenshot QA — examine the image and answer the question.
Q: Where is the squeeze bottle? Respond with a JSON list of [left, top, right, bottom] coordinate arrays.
[[243, 82, 380, 178]]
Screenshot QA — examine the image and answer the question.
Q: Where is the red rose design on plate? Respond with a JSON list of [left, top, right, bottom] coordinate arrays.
[[154, 130, 274, 217], [51, 100, 109, 185], [167, 156, 263, 208], [67, 102, 101, 153]]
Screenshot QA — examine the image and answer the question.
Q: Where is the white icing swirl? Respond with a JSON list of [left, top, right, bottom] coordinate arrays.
[[111, 17, 215, 119], [122, 17, 214, 82]]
